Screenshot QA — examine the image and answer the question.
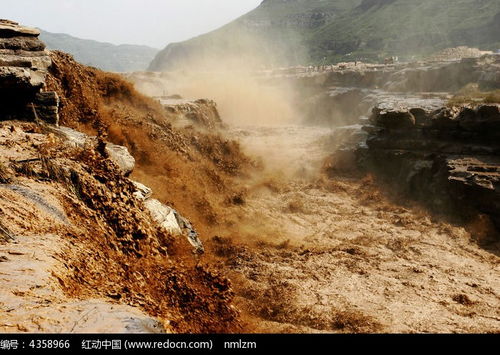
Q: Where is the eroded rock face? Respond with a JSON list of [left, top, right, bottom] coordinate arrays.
[[0, 20, 49, 91], [271, 55, 499, 128], [0, 20, 59, 124], [313, 55, 500, 92], [160, 98, 223, 130], [131, 181, 152, 201], [362, 103, 500, 234], [128, 179, 205, 254]]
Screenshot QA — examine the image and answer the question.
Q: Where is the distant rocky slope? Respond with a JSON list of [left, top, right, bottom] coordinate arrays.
[[271, 52, 500, 237], [149, 0, 500, 70], [40, 30, 158, 72]]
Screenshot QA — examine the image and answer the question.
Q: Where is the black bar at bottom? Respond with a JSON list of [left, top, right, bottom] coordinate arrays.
[[0, 334, 494, 353]]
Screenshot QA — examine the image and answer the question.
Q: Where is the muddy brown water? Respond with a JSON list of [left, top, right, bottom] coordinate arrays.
[[1, 120, 498, 333], [214, 123, 500, 333]]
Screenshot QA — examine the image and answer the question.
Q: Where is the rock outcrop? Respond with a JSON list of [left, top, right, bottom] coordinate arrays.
[[0, 120, 233, 333], [105, 143, 136, 176], [160, 98, 223, 130], [276, 55, 500, 127], [361, 102, 500, 235], [49, 126, 136, 176], [261, 53, 500, 236], [0, 20, 59, 124], [279, 54, 500, 94], [141, 198, 205, 254]]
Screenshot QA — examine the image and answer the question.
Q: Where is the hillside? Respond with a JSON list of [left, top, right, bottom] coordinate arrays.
[[41, 31, 158, 72], [309, 0, 500, 62], [149, 0, 500, 70]]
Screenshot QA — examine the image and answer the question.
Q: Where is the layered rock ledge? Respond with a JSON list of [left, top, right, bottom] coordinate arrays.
[[361, 102, 500, 235], [0, 19, 59, 124], [267, 54, 500, 92]]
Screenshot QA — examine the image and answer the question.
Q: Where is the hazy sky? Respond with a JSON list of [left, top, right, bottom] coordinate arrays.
[[1, 0, 262, 48]]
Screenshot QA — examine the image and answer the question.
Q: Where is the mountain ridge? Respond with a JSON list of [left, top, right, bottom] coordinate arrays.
[[149, 0, 500, 71], [40, 30, 158, 72]]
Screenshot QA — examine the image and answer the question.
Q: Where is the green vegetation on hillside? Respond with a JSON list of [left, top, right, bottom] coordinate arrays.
[[149, 0, 500, 70], [308, 0, 500, 63]]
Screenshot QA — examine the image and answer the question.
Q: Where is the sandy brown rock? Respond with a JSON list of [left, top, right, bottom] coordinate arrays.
[[0, 20, 40, 37]]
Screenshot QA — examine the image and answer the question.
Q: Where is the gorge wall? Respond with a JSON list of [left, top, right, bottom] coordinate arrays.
[[364, 103, 500, 238], [274, 53, 500, 237]]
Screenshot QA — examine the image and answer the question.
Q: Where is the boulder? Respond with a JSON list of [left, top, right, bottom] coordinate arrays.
[[132, 181, 152, 201], [370, 107, 416, 129], [144, 199, 183, 235], [134, 182, 205, 254], [143, 198, 205, 254], [174, 213, 205, 254], [49, 126, 135, 175], [105, 143, 135, 176]]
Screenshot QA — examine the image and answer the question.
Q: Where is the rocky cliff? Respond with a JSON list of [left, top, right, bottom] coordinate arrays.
[[263, 52, 500, 237], [363, 102, 500, 237], [0, 20, 59, 124], [272, 54, 500, 127]]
